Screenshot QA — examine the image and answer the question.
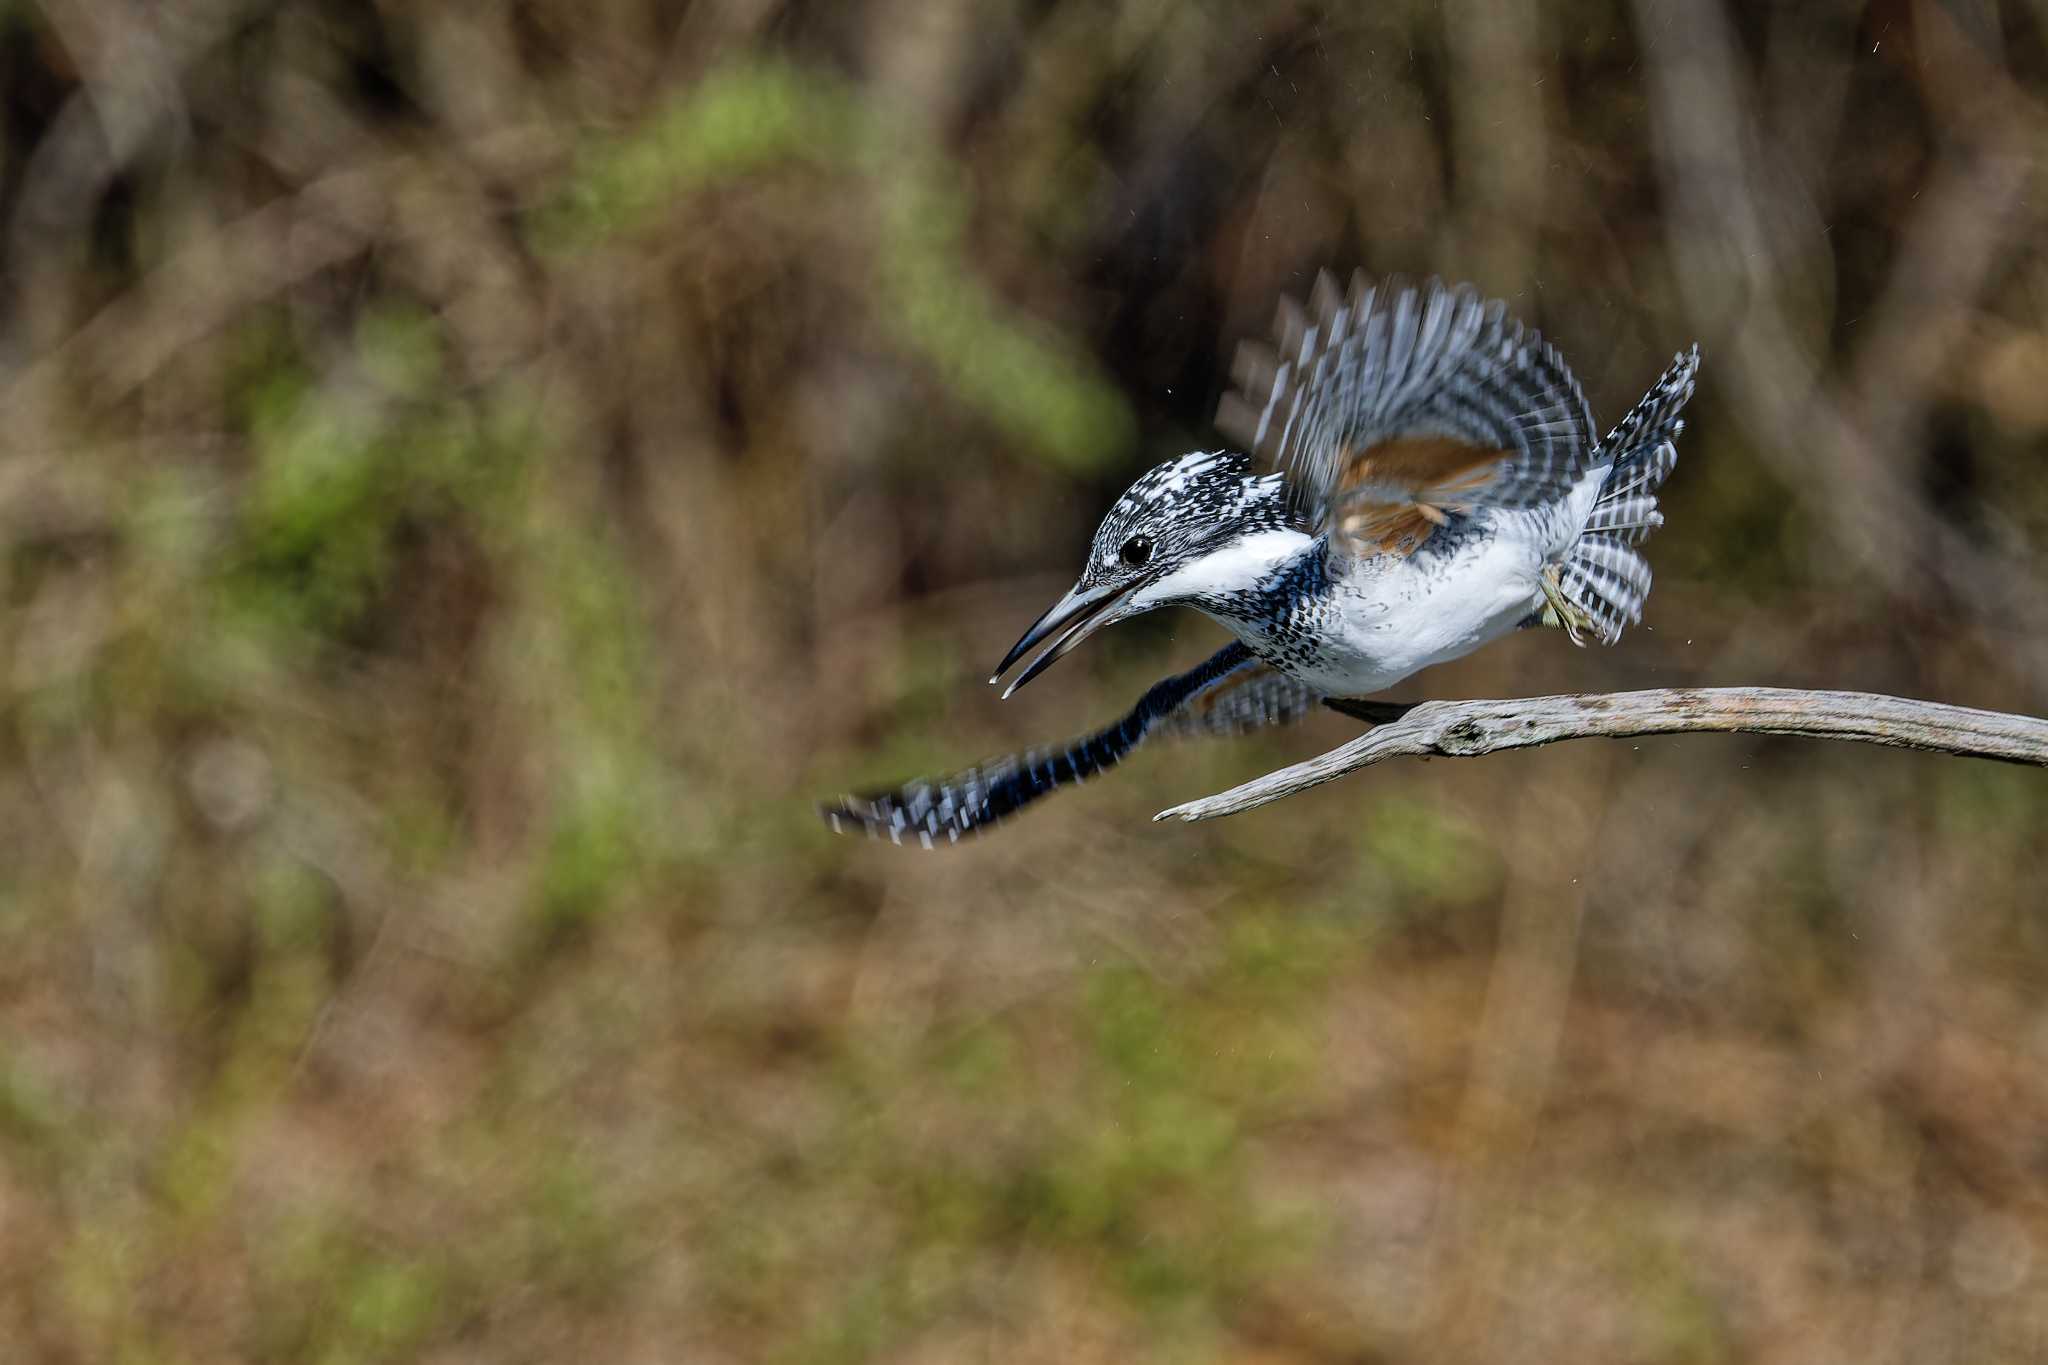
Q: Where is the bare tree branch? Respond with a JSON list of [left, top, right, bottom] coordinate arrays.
[[1155, 688, 2048, 823]]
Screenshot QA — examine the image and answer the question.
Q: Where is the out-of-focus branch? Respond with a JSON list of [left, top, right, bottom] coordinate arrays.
[[8, 0, 263, 354], [1443, 0, 1546, 287], [1154, 688, 2048, 822], [1635, 0, 2048, 688]]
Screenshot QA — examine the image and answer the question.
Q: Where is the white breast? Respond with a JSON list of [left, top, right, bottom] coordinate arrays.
[[1213, 509, 1564, 697], [1337, 535, 1545, 690]]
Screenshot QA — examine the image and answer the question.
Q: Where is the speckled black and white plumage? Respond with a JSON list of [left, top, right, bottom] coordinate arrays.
[[824, 272, 1701, 844], [1069, 451, 1297, 595], [1197, 275, 1698, 676]]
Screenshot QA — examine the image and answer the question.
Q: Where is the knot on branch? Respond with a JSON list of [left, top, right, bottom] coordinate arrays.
[[1434, 716, 1492, 755]]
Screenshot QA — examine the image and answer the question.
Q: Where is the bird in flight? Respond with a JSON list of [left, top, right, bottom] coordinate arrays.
[[824, 272, 1699, 845]]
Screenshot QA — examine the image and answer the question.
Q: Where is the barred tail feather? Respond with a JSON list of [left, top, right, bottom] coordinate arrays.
[[1582, 492, 1663, 543], [1558, 535, 1654, 645], [1600, 346, 1699, 462], [1596, 438, 1679, 508], [1556, 346, 1699, 643]]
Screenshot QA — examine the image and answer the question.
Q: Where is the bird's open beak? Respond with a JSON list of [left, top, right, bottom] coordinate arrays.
[[989, 579, 1141, 698]]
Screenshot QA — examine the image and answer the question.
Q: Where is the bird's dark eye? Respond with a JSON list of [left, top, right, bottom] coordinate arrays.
[[1119, 535, 1154, 570]]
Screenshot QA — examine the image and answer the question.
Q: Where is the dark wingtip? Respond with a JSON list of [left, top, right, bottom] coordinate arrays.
[[817, 790, 957, 850], [817, 798, 871, 839]]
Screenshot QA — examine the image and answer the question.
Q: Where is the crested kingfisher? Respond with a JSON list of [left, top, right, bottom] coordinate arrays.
[[824, 272, 1700, 846]]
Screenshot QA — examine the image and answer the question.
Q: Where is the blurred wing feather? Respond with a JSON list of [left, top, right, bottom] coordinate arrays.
[[822, 644, 1323, 845], [1160, 658, 1324, 740], [1217, 273, 1597, 555]]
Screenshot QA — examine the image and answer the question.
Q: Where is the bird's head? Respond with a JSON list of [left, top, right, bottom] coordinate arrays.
[[990, 451, 1302, 696]]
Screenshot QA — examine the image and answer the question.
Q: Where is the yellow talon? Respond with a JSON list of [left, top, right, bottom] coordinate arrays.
[[1539, 565, 1594, 647]]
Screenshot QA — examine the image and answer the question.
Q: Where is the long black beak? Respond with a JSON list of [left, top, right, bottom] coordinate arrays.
[[989, 580, 1139, 699]]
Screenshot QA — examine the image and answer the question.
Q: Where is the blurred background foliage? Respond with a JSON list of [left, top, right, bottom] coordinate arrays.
[[2, 0, 2047, 1361]]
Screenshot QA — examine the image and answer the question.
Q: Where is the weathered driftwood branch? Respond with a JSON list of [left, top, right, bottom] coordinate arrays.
[[1155, 687, 2048, 824]]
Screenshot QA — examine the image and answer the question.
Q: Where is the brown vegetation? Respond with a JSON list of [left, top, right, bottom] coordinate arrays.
[[1, 1, 2046, 1361]]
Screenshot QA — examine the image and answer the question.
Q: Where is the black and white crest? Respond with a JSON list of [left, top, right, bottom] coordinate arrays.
[[1077, 451, 1293, 589]]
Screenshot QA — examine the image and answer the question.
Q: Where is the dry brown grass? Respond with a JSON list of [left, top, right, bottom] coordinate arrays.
[[1, 1, 2046, 1361]]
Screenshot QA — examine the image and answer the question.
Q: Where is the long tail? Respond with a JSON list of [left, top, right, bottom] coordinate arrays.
[[1555, 346, 1700, 645], [821, 643, 1322, 847]]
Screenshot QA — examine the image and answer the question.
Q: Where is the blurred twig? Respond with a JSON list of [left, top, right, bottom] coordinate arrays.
[[1156, 687, 2048, 821], [1637, 0, 2048, 688]]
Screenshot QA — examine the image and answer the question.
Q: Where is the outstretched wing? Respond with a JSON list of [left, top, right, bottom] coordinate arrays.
[[1159, 658, 1323, 740], [1216, 273, 1597, 556], [821, 644, 1324, 847]]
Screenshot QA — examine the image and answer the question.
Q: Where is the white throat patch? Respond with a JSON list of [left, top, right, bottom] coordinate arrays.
[[1130, 528, 1313, 610]]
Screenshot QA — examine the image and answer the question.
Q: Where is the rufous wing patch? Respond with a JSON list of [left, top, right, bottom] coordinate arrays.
[[1336, 437, 1510, 555], [1339, 503, 1451, 555], [1340, 435, 1509, 500]]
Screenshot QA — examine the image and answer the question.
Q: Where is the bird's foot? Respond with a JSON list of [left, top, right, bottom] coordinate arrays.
[[1539, 566, 1594, 648]]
